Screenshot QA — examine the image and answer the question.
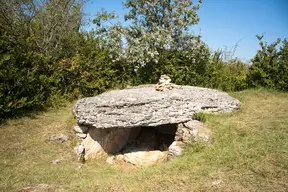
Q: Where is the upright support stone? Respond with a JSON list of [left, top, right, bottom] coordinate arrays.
[[82, 127, 141, 159]]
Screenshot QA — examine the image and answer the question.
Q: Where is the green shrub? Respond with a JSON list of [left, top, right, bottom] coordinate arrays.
[[0, 36, 54, 116], [247, 35, 288, 91], [54, 34, 131, 98], [204, 50, 249, 91]]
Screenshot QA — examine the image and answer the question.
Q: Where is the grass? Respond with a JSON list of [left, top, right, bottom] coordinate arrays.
[[0, 88, 287, 191]]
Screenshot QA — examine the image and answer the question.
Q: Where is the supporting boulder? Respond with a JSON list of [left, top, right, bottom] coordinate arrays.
[[82, 127, 141, 159], [123, 150, 168, 166]]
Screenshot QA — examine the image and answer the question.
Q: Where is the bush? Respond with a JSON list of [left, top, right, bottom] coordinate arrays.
[[0, 28, 128, 118], [203, 50, 249, 91], [0, 32, 54, 116], [247, 36, 288, 91]]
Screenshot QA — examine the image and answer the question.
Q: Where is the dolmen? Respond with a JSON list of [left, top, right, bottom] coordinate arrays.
[[72, 75, 240, 166]]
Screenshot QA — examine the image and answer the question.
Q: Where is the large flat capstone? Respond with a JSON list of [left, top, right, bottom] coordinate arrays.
[[73, 85, 240, 129]]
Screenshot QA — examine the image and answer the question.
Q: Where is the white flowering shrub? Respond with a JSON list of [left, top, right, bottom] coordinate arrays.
[[93, 0, 207, 71]]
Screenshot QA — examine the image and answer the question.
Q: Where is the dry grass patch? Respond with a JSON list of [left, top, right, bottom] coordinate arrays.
[[0, 89, 287, 191]]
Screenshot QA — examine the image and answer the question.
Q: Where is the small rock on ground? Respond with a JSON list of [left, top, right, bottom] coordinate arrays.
[[48, 134, 68, 143], [212, 179, 223, 186], [18, 184, 60, 192], [73, 125, 88, 133], [75, 133, 87, 139], [106, 156, 115, 165], [52, 159, 61, 165]]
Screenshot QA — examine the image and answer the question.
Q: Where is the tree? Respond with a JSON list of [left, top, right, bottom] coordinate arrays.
[[0, 0, 85, 57], [31, 0, 84, 57], [0, 0, 86, 117], [94, 0, 206, 70], [277, 39, 288, 90], [123, 0, 202, 38]]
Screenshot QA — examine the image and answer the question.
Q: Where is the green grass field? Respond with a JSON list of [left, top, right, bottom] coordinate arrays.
[[0, 89, 287, 192]]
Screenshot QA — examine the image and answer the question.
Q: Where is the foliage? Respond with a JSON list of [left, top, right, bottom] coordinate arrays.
[[0, 52, 49, 115], [0, 0, 122, 118], [93, 0, 251, 91], [94, 0, 203, 70], [0, 0, 84, 117], [55, 34, 130, 98], [248, 35, 288, 91], [130, 35, 211, 85], [203, 50, 249, 91]]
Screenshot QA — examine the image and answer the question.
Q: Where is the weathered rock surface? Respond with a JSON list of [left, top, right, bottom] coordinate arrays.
[[83, 127, 141, 159], [73, 85, 240, 129], [123, 150, 168, 166], [168, 141, 183, 157], [176, 120, 212, 143], [167, 120, 212, 157], [73, 125, 88, 133], [75, 133, 87, 139], [48, 134, 68, 143], [106, 155, 116, 165]]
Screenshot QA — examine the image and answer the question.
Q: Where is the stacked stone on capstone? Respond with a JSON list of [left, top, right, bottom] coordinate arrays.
[[155, 74, 179, 91]]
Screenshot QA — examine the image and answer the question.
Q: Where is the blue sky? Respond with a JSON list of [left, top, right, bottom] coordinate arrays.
[[84, 0, 288, 61]]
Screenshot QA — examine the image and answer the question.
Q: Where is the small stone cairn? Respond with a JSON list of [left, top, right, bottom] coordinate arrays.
[[155, 74, 179, 91]]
